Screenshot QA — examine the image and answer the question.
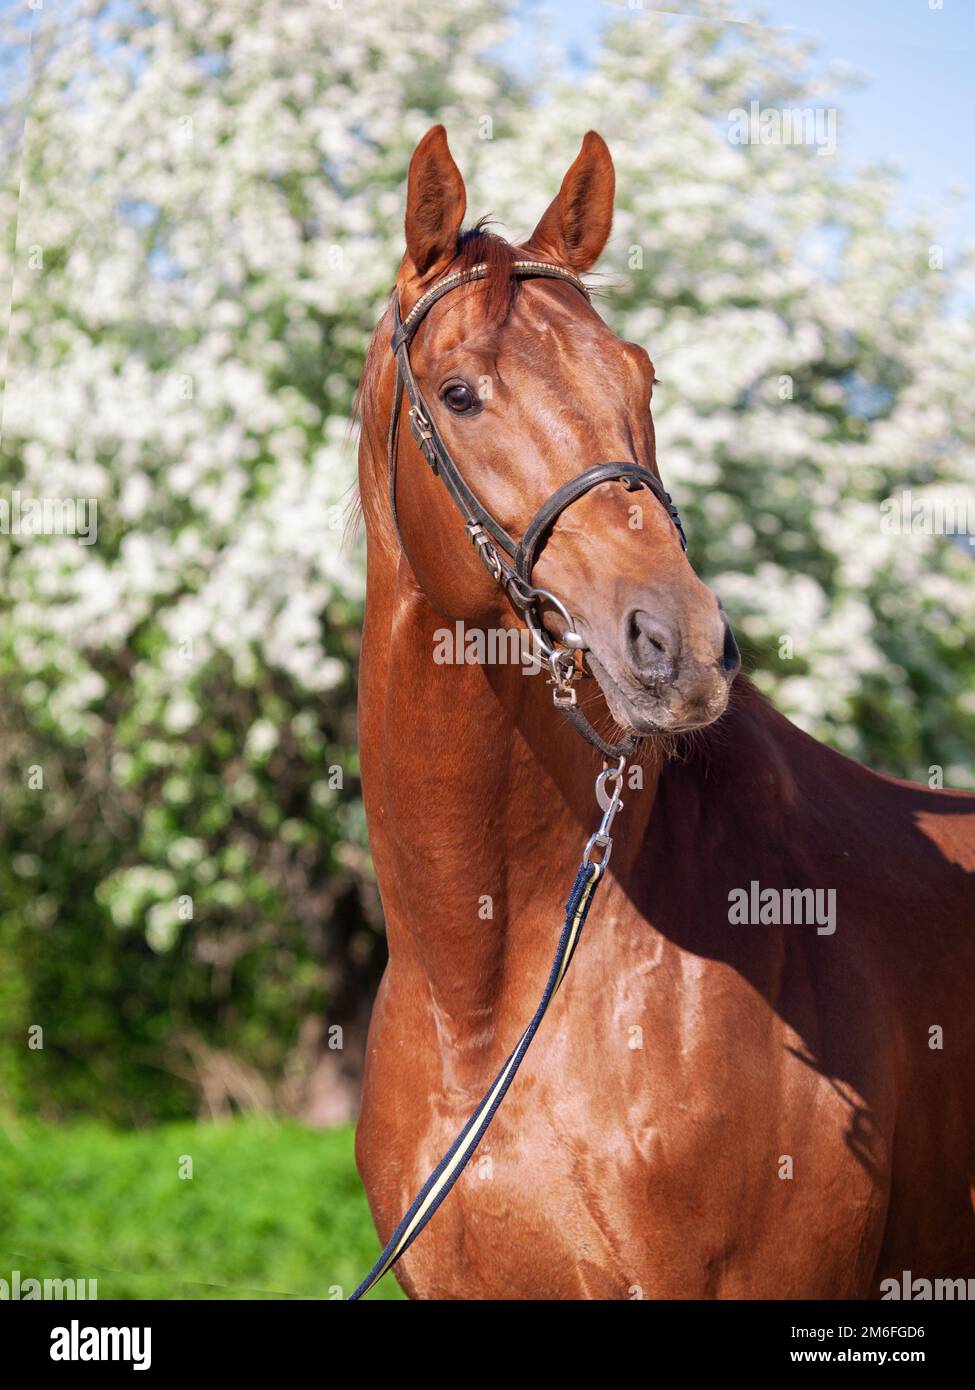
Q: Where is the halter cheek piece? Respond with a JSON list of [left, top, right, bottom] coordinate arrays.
[[387, 260, 687, 759]]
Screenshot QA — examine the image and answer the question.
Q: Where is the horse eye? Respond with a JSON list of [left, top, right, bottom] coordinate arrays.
[[441, 381, 478, 414]]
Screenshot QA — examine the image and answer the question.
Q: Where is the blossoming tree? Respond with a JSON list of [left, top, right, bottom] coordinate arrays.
[[1, 0, 972, 1121]]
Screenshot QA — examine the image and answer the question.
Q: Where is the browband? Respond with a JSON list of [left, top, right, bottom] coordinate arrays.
[[391, 260, 591, 352]]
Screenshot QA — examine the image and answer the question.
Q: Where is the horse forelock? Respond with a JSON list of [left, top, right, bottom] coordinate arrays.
[[351, 221, 523, 534], [354, 221, 523, 434]]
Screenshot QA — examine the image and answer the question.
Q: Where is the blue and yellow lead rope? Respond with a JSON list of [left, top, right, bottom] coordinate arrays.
[[348, 857, 605, 1300]]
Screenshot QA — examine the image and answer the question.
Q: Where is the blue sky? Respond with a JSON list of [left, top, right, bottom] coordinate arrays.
[[506, 0, 975, 249], [7, 2, 972, 248]]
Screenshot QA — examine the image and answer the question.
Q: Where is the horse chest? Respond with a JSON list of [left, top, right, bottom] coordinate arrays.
[[359, 945, 891, 1299]]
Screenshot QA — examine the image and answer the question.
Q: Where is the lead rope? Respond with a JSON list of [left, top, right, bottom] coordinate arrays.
[[348, 759, 627, 1300]]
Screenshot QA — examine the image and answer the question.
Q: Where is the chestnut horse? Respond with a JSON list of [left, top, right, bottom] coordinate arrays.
[[354, 126, 975, 1299]]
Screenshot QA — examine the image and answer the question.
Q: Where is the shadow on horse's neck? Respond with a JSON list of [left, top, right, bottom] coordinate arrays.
[[380, 566, 789, 862], [370, 566, 793, 988]]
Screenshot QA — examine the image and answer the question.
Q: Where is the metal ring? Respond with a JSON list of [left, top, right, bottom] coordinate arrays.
[[504, 577, 582, 663], [528, 586, 576, 636]]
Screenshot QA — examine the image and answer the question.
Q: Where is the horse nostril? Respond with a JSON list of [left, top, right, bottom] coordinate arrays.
[[722, 616, 741, 676], [625, 609, 676, 685], [627, 610, 665, 654]]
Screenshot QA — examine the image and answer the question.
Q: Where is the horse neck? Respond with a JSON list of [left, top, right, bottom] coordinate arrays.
[[355, 365, 788, 1033], [358, 525, 664, 1028]]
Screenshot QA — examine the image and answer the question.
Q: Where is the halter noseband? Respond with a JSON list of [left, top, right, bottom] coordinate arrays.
[[386, 259, 687, 759]]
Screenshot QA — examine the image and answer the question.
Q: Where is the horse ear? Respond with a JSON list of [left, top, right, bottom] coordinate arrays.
[[524, 131, 615, 273], [403, 125, 467, 278]]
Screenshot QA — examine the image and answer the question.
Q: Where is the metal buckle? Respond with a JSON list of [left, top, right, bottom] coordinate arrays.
[[465, 520, 504, 583], [408, 405, 434, 448], [548, 647, 582, 708], [552, 683, 577, 708]]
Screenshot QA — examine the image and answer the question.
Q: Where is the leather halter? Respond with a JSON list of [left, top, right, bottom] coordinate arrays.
[[386, 259, 687, 758]]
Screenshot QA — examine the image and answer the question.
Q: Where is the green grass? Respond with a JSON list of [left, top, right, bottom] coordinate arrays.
[[0, 1117, 405, 1299]]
